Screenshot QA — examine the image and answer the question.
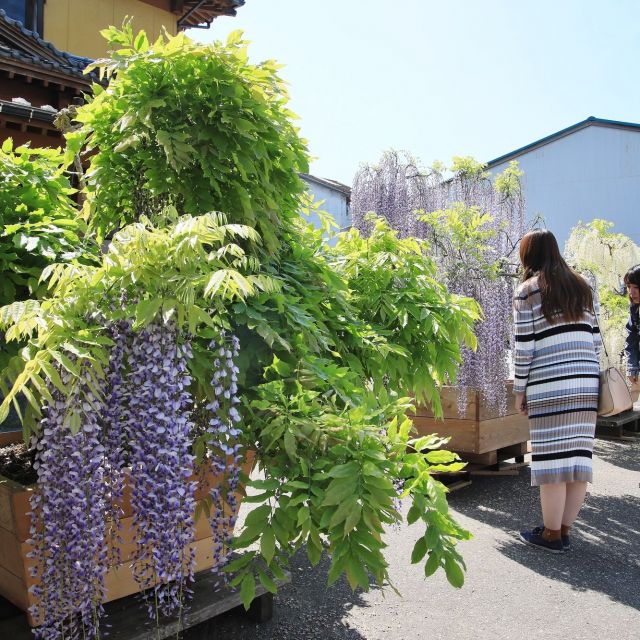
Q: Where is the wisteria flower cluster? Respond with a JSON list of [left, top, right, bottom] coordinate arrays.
[[25, 318, 243, 639], [101, 317, 132, 564], [205, 333, 242, 583], [28, 366, 108, 640], [125, 321, 197, 619]]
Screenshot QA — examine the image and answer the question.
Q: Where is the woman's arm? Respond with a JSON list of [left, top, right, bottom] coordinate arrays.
[[513, 290, 535, 395], [624, 306, 639, 381]]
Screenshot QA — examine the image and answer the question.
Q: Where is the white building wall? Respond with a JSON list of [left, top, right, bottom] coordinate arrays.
[[300, 178, 351, 233], [489, 125, 640, 248]]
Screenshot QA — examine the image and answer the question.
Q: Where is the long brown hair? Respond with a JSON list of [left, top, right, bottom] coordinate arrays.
[[519, 229, 593, 323]]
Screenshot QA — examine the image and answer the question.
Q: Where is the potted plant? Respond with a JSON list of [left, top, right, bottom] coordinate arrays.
[[0, 27, 480, 639], [351, 151, 531, 462]]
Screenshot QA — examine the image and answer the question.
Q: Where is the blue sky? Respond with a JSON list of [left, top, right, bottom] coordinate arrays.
[[190, 0, 640, 186]]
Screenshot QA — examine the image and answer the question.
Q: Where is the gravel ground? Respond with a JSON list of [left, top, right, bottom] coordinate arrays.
[[187, 438, 640, 640]]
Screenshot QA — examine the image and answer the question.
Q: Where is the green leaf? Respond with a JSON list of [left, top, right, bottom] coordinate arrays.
[[257, 568, 278, 595], [444, 556, 464, 588], [261, 527, 276, 565], [283, 429, 297, 459], [411, 536, 427, 564], [240, 573, 256, 610], [134, 299, 163, 328], [223, 551, 255, 573], [328, 461, 359, 478], [424, 552, 440, 577]]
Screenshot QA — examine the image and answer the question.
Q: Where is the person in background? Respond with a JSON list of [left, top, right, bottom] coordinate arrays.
[[513, 230, 601, 553], [623, 265, 640, 402]]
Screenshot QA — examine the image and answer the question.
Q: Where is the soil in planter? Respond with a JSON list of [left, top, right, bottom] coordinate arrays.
[[0, 442, 37, 485]]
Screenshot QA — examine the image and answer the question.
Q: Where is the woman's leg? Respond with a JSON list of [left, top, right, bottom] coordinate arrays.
[[539, 482, 566, 530], [561, 481, 588, 527]]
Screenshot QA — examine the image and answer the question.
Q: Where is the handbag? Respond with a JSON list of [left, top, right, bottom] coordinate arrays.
[[598, 366, 633, 416], [594, 314, 633, 417]]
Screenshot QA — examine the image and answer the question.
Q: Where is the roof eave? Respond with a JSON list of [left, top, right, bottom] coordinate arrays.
[[487, 116, 640, 168]]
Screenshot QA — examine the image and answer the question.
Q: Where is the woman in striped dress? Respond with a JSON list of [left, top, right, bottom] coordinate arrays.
[[513, 230, 601, 553]]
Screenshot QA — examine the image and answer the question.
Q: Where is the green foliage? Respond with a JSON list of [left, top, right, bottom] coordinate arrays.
[[419, 203, 501, 283], [330, 217, 480, 413], [0, 139, 92, 308], [74, 25, 309, 251], [0, 26, 480, 603], [231, 388, 470, 605], [450, 156, 489, 181], [494, 161, 524, 198]]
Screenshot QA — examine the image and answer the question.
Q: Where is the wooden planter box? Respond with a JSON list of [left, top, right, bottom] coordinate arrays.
[[0, 436, 255, 626], [412, 382, 530, 465]]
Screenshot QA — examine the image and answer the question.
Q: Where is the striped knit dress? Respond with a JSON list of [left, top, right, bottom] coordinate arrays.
[[513, 276, 602, 486]]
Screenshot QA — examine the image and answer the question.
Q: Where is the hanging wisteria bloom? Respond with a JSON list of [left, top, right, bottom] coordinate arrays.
[[101, 317, 132, 564], [205, 333, 242, 584], [125, 320, 197, 619], [28, 365, 108, 640]]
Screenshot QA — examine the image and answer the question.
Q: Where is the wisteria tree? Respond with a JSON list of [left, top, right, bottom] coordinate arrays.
[[352, 150, 526, 413], [565, 218, 640, 367], [0, 28, 480, 640]]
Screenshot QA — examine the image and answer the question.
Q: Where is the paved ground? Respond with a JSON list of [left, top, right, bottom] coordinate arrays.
[[188, 438, 640, 640]]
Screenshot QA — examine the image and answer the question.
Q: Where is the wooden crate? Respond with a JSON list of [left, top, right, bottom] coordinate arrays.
[[0, 446, 255, 626], [412, 382, 530, 463]]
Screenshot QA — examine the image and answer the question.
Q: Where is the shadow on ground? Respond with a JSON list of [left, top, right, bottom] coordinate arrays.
[[449, 468, 640, 611], [185, 552, 374, 640], [593, 438, 640, 472]]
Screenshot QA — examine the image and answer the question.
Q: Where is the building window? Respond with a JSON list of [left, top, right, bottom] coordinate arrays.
[[3, 0, 45, 37]]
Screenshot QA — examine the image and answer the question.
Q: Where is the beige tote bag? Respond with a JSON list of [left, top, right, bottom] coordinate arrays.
[[598, 366, 633, 417]]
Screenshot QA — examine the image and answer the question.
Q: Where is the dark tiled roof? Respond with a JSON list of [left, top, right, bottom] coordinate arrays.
[[487, 116, 640, 167], [0, 98, 57, 124], [0, 8, 93, 82]]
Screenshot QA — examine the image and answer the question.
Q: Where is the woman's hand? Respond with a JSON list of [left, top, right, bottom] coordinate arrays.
[[515, 392, 528, 416], [629, 375, 638, 384]]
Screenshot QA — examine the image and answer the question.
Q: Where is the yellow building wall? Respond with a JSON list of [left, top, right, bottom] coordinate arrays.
[[43, 0, 177, 59]]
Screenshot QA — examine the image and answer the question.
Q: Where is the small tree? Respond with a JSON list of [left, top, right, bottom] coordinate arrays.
[[565, 219, 640, 367]]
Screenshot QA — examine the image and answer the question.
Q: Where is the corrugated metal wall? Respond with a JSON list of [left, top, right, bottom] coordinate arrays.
[[490, 125, 640, 249], [300, 178, 351, 236]]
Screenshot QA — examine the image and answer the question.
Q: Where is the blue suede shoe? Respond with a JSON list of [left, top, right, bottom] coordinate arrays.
[[520, 526, 564, 554], [532, 525, 571, 549]]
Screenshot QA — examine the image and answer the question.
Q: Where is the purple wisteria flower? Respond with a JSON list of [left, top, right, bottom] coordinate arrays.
[[124, 321, 196, 619], [101, 318, 132, 564], [28, 365, 108, 640], [205, 333, 242, 584]]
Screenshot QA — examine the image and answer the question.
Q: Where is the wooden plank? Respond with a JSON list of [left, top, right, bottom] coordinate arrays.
[[477, 382, 517, 421], [0, 565, 28, 612], [412, 416, 478, 453], [0, 568, 291, 640], [456, 449, 498, 466], [0, 527, 25, 580], [0, 431, 22, 447], [0, 481, 14, 531], [104, 504, 219, 565], [413, 387, 477, 420], [477, 413, 529, 454], [102, 536, 217, 604], [442, 479, 472, 493], [11, 488, 33, 542]]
